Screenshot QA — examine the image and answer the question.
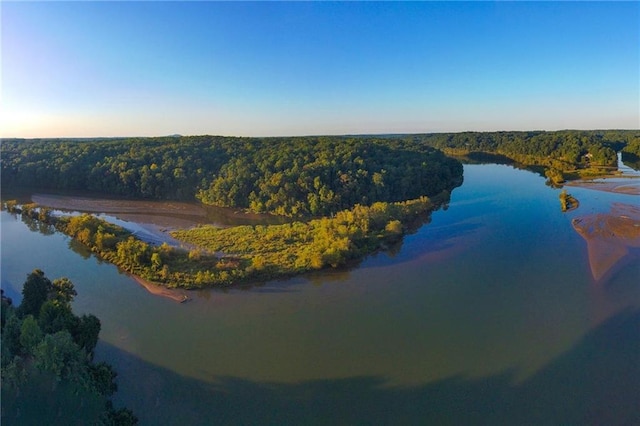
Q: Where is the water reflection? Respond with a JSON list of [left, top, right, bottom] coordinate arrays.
[[95, 308, 640, 425]]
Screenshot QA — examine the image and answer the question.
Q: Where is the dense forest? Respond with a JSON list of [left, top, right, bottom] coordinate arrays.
[[1, 136, 462, 217], [3, 131, 638, 217], [1, 270, 137, 425], [413, 129, 640, 176], [621, 135, 640, 170]]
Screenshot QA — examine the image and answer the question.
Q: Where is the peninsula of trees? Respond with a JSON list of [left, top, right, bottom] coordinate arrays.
[[5, 193, 451, 289]]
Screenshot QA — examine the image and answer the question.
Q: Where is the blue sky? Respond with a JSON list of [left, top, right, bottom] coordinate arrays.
[[2, 1, 638, 138]]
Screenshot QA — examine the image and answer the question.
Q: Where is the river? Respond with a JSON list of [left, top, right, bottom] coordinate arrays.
[[2, 163, 639, 424]]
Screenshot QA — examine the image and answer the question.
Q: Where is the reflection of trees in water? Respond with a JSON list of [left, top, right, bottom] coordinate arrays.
[[621, 151, 640, 171], [21, 215, 55, 236], [68, 238, 91, 260]]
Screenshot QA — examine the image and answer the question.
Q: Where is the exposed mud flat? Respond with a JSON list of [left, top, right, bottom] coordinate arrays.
[[30, 193, 288, 229], [572, 203, 640, 281], [32, 194, 210, 228]]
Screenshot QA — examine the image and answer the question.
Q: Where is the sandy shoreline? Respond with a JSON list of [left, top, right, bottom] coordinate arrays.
[[131, 276, 190, 303]]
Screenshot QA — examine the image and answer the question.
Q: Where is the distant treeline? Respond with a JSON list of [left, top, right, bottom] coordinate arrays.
[[1, 136, 462, 217], [3, 131, 638, 216], [412, 129, 640, 173]]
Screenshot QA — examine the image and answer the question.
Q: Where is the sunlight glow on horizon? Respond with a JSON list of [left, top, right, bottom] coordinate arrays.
[[2, 2, 638, 138]]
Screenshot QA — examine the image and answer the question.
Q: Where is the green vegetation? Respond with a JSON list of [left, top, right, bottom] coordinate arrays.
[[559, 190, 579, 212], [413, 129, 640, 178], [171, 195, 448, 284], [3, 131, 635, 212], [1, 271, 137, 425], [4, 193, 449, 289], [1, 136, 462, 217], [544, 168, 565, 187], [1, 135, 465, 288], [621, 134, 640, 170]]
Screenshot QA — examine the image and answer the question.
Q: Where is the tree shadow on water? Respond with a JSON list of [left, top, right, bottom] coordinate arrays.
[[98, 308, 639, 425]]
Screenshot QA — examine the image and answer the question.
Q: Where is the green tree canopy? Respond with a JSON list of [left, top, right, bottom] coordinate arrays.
[[18, 269, 52, 317]]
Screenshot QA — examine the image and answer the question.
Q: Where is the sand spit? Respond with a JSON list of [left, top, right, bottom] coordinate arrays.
[[131, 276, 190, 303], [572, 203, 640, 281], [564, 178, 640, 195]]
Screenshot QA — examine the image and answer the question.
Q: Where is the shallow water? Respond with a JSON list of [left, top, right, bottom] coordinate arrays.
[[2, 163, 639, 424]]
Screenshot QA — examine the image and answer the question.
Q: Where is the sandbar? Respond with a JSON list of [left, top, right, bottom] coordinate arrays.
[[131, 276, 190, 303], [565, 177, 640, 195], [572, 203, 640, 281]]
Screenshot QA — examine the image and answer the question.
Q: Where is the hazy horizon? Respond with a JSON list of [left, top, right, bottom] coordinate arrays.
[[2, 2, 638, 138]]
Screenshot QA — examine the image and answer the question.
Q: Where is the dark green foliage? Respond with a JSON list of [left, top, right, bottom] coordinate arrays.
[[1, 135, 462, 217], [74, 314, 101, 359], [0, 271, 137, 424], [2, 314, 23, 363], [18, 269, 52, 317], [414, 130, 639, 173], [89, 362, 118, 396], [196, 137, 462, 217], [2, 131, 633, 216], [621, 135, 640, 170], [101, 401, 139, 426], [1, 289, 13, 329], [38, 300, 78, 335], [19, 315, 43, 355], [34, 330, 86, 380]]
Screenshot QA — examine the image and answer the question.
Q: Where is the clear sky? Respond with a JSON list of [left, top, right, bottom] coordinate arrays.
[[1, 1, 638, 138]]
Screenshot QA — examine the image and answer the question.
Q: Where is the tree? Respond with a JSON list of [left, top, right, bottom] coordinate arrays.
[[2, 314, 23, 362], [101, 401, 139, 426], [2, 270, 138, 423], [89, 362, 117, 396], [18, 269, 52, 317], [74, 314, 101, 359], [1, 289, 13, 329], [150, 252, 162, 271], [38, 300, 77, 335], [51, 277, 77, 307], [116, 237, 150, 268], [34, 330, 85, 381], [19, 315, 43, 355], [385, 220, 403, 235]]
